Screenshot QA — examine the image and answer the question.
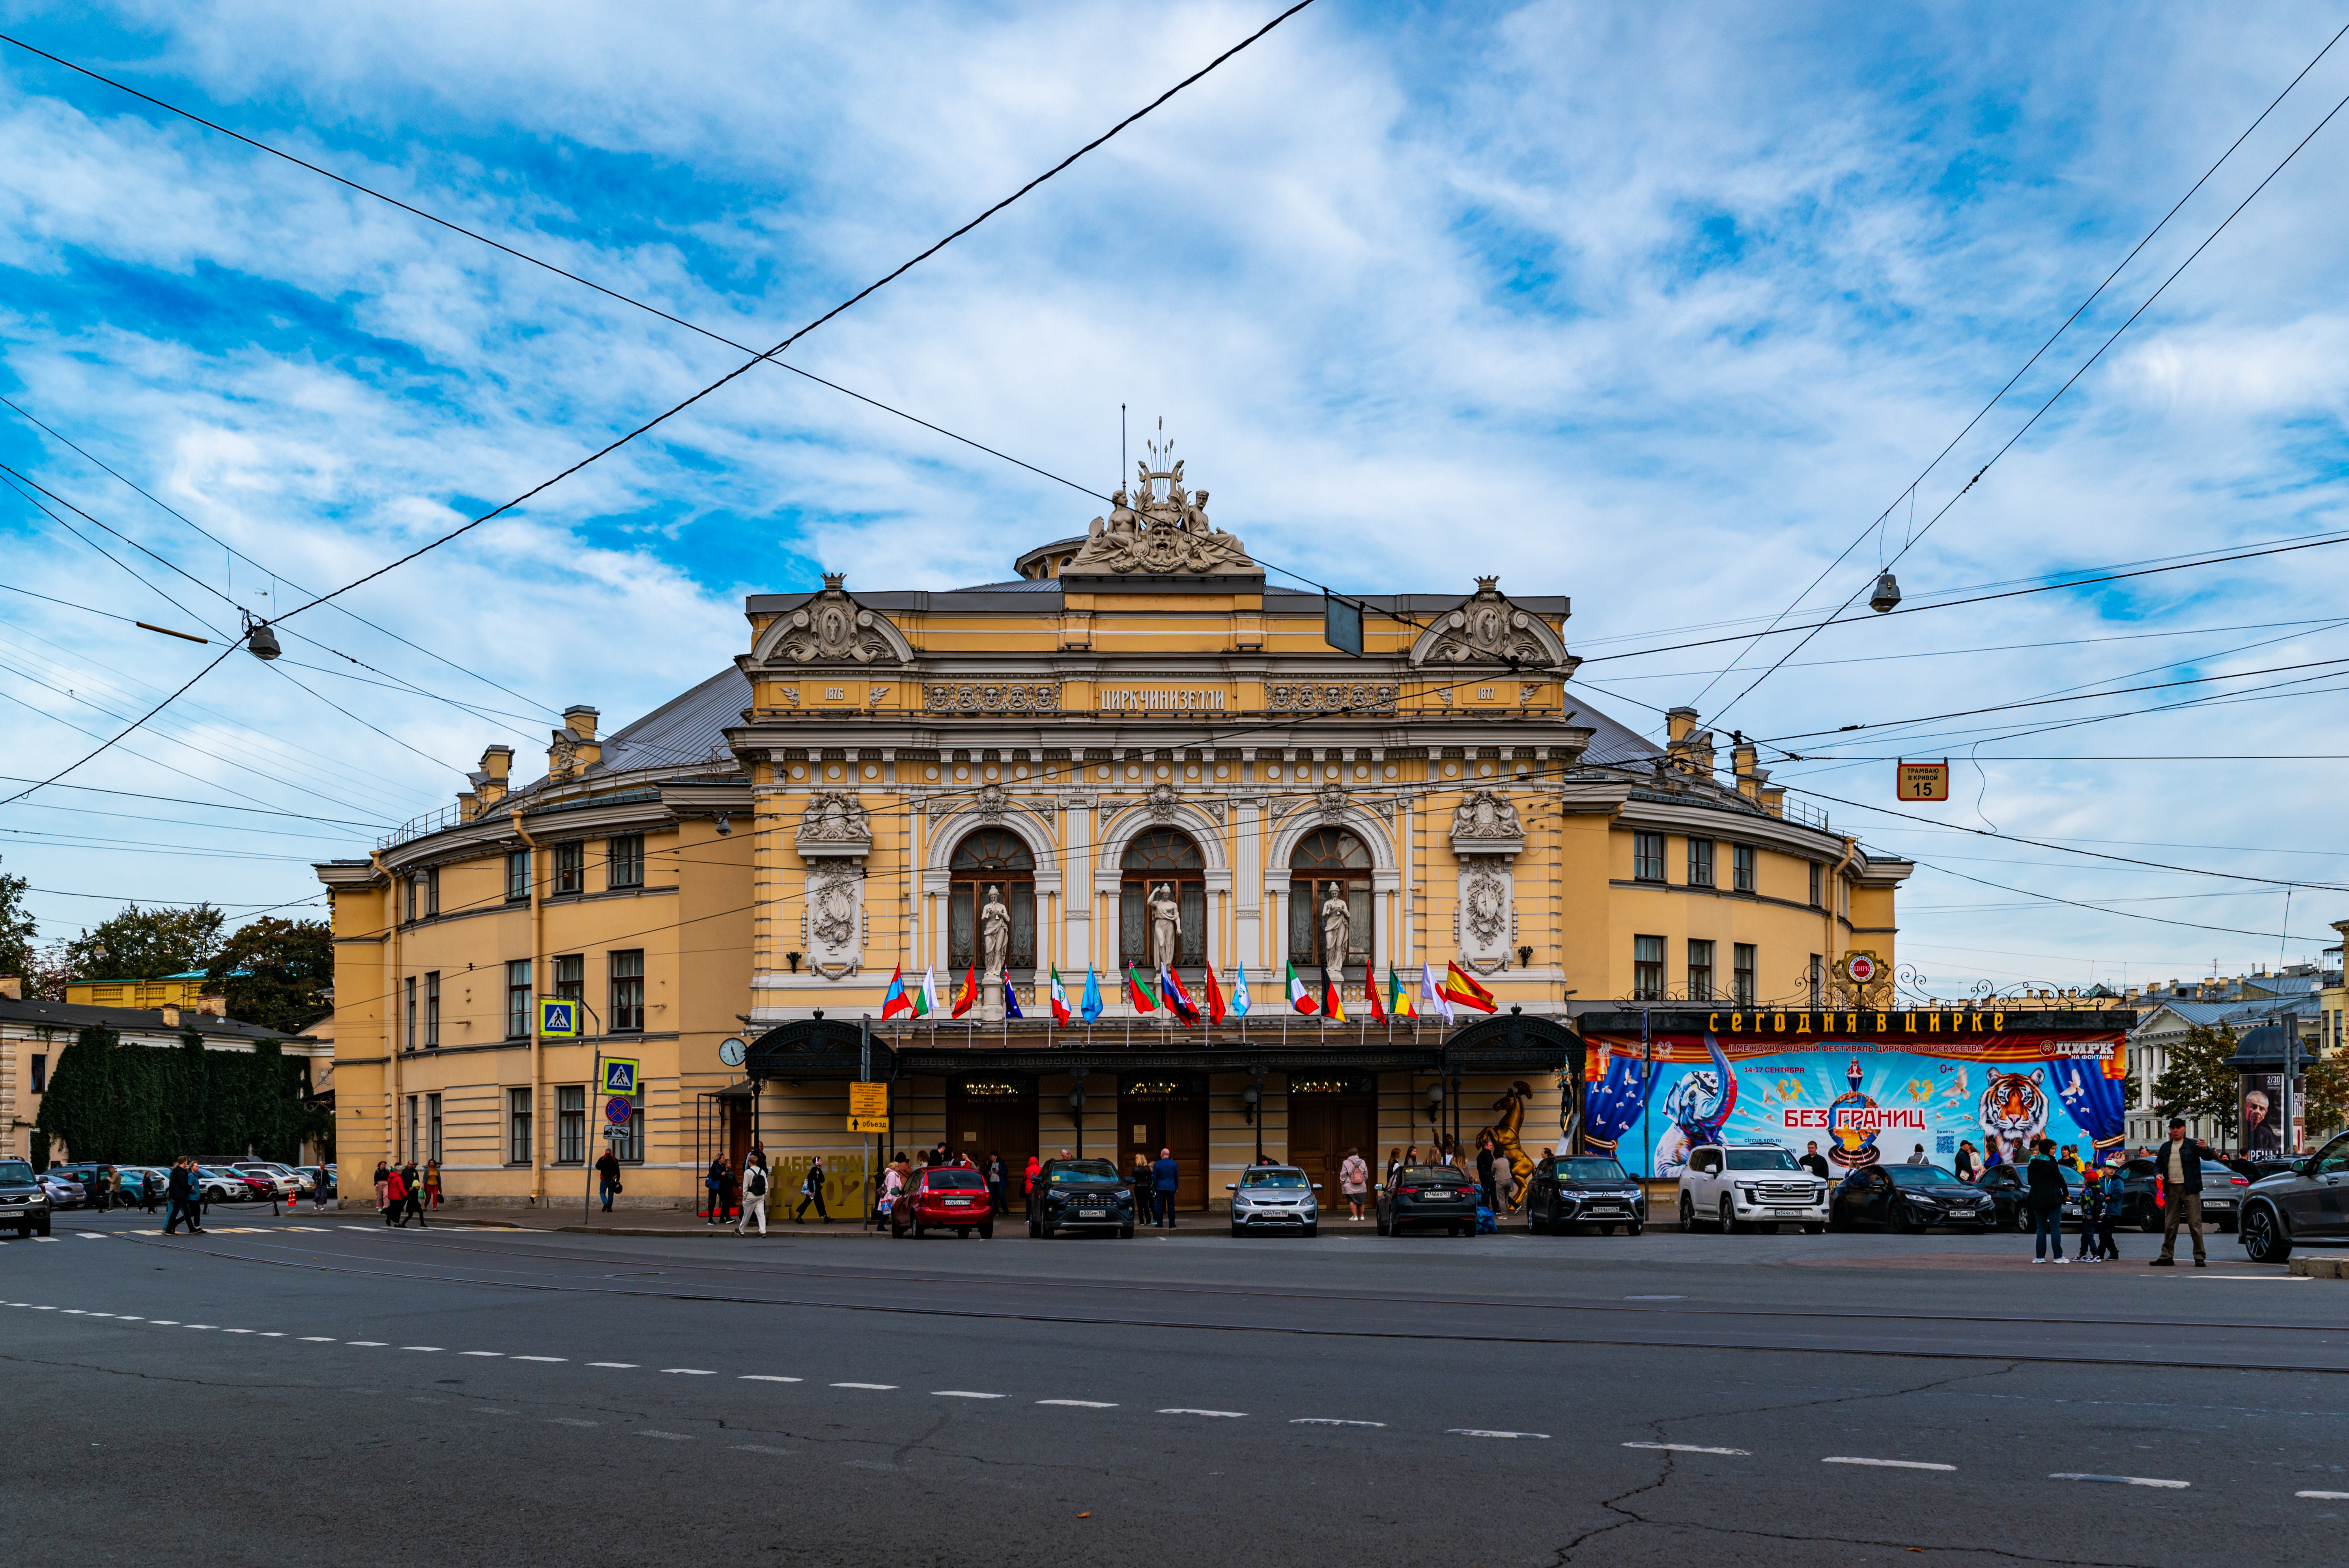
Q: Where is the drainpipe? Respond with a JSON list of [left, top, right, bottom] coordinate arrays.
[[511, 808, 545, 1203], [370, 851, 400, 1165], [1827, 834, 1859, 1002]]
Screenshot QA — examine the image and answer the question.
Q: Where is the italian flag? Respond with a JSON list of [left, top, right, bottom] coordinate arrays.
[[1285, 962, 1317, 1014], [914, 967, 940, 1017], [1124, 966, 1160, 1013], [881, 964, 913, 1020], [949, 966, 979, 1019], [1048, 966, 1071, 1026]]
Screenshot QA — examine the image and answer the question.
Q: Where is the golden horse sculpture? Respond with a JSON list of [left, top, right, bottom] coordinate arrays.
[[1477, 1080, 1538, 1211]]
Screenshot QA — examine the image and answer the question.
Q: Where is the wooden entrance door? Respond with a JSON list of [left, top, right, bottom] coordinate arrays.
[[1287, 1080, 1377, 1209], [946, 1078, 1035, 1211], [1120, 1093, 1209, 1211]]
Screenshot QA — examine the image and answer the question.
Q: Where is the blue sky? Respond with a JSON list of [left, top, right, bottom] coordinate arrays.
[[4, 1, 2348, 993]]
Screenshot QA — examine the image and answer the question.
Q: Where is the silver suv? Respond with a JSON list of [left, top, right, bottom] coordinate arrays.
[[1226, 1164, 1320, 1237], [2239, 1130, 2349, 1262]]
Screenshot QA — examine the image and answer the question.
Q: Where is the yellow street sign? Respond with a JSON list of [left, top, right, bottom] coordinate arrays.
[[848, 1083, 888, 1118], [1896, 760, 1950, 801], [602, 1058, 640, 1095], [847, 1116, 890, 1134], [538, 998, 579, 1037]]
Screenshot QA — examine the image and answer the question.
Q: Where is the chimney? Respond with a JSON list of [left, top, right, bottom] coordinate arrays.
[[195, 994, 227, 1018], [550, 706, 602, 779], [160, 1002, 181, 1028], [477, 745, 515, 807], [0, 976, 20, 1000], [1758, 785, 1786, 819], [1732, 740, 1759, 798], [1685, 729, 1715, 777], [1665, 706, 1698, 743]]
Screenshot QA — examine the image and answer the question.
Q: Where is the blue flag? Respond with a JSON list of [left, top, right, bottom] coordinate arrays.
[[1080, 966, 1104, 1024], [1230, 963, 1250, 1017], [1001, 970, 1024, 1019]]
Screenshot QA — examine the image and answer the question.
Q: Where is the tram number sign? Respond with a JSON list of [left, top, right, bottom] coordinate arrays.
[[1896, 761, 1950, 801]]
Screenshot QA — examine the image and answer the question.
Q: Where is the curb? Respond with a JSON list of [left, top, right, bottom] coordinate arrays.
[[2288, 1255, 2345, 1279]]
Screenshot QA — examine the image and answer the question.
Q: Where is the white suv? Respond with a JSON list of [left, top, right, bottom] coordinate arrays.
[[1678, 1144, 1829, 1233]]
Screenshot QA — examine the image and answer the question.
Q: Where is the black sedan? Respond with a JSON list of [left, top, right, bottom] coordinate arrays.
[[1026, 1158, 1137, 1239], [1829, 1164, 1996, 1232], [1526, 1155, 1646, 1235], [1974, 1162, 2087, 1231], [1375, 1165, 1479, 1237]]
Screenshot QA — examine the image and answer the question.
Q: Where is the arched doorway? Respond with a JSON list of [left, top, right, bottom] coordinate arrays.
[[949, 828, 1035, 973], [1289, 826, 1372, 973], [1120, 828, 1204, 969]]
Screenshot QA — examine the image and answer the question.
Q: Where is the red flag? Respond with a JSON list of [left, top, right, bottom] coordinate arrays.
[[1202, 962, 1228, 1024], [949, 966, 978, 1019], [1366, 968, 1386, 1023]]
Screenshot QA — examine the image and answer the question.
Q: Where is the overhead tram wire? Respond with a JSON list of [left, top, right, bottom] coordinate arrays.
[[1708, 69, 2349, 728], [1905, 860, 2312, 944], [1686, 18, 2349, 715]]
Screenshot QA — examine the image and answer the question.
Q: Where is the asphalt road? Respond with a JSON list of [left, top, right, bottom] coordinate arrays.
[[6, 1205, 2346, 1566]]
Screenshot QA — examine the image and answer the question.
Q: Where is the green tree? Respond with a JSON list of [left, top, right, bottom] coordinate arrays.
[[35, 1022, 308, 1164], [62, 903, 226, 982], [2153, 1022, 2241, 1142], [205, 916, 333, 1034], [0, 853, 35, 981], [2304, 1047, 2349, 1142]]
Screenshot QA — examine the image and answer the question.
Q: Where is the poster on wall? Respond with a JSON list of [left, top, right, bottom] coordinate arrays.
[[1581, 1026, 2128, 1178], [2237, 1073, 2301, 1155]]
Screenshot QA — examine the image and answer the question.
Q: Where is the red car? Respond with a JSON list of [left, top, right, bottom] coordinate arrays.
[[890, 1165, 995, 1239]]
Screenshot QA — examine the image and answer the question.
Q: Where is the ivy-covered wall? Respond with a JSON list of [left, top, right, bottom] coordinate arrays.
[[33, 1026, 316, 1164]]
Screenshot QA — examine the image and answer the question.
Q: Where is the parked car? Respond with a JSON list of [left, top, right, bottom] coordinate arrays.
[[1525, 1155, 1646, 1235], [232, 1163, 297, 1198], [1975, 1162, 2091, 1231], [2239, 1130, 2349, 1262], [0, 1158, 52, 1236], [2109, 1156, 2246, 1233], [197, 1166, 256, 1204], [38, 1173, 86, 1209], [1677, 1143, 1829, 1233], [890, 1164, 995, 1238], [1026, 1158, 1136, 1239], [1226, 1164, 1320, 1237], [53, 1164, 119, 1205], [1376, 1164, 1480, 1236], [114, 1167, 167, 1206], [1830, 1163, 1995, 1233]]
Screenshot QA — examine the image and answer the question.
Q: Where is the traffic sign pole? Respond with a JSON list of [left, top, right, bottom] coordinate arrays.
[[583, 1044, 600, 1226]]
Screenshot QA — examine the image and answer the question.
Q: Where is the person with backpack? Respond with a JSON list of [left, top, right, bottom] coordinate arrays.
[[794, 1155, 830, 1223], [737, 1151, 769, 1235]]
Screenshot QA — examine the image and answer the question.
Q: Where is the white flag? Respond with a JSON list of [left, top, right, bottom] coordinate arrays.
[[1421, 961, 1453, 1024]]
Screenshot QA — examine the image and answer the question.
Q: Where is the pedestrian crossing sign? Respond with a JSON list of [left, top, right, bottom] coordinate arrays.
[[602, 1058, 639, 1095], [539, 998, 579, 1037]]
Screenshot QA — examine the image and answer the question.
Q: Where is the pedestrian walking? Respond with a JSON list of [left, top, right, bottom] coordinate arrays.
[[383, 1163, 406, 1226], [1476, 1136, 1499, 1213], [374, 1161, 392, 1224], [595, 1147, 621, 1211], [2094, 1161, 2124, 1260], [313, 1164, 331, 1211], [425, 1159, 443, 1209], [1340, 1147, 1369, 1222], [2149, 1117, 2223, 1267], [705, 1155, 730, 1225], [162, 1158, 191, 1234], [400, 1161, 429, 1227], [2074, 1162, 2105, 1260], [737, 1155, 769, 1235], [794, 1156, 830, 1223], [2025, 1138, 2067, 1263], [138, 1167, 159, 1215], [1954, 1140, 1979, 1181], [877, 1153, 907, 1226], [985, 1151, 1005, 1214], [1151, 1146, 1179, 1228]]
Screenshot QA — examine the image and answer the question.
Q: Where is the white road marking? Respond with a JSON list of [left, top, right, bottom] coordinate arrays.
[[77, 1233, 106, 1239], [1452, 1429, 1551, 1439], [734, 1445, 795, 1455], [510, 1356, 566, 1362], [587, 1362, 638, 1368], [2049, 1474, 2189, 1488], [1293, 1418, 1386, 1427], [297, 1336, 334, 1342], [116, 1316, 142, 1321], [459, 1351, 502, 1357], [832, 1383, 897, 1390], [932, 1390, 1005, 1399], [1624, 1443, 1747, 1455], [740, 1375, 802, 1383], [35, 1236, 56, 1241], [637, 1431, 695, 1440], [1825, 1457, 1956, 1471], [661, 1368, 716, 1375], [1037, 1400, 1118, 1408], [337, 1226, 373, 1231], [2298, 1490, 2349, 1499], [221, 1329, 255, 1335], [60, 1309, 86, 1314], [1159, 1409, 1246, 1418], [401, 1346, 443, 1352], [2190, 1275, 2308, 1281], [29, 1305, 56, 1311], [546, 1418, 598, 1428], [256, 1332, 283, 1337], [148, 1320, 178, 1325], [185, 1324, 217, 1330], [85, 1312, 114, 1317], [346, 1340, 387, 1347]]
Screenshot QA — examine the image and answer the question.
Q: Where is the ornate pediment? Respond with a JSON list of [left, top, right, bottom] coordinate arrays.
[[796, 790, 873, 859], [1450, 788, 1525, 857], [1065, 436, 1261, 579], [754, 576, 912, 667], [1409, 578, 1568, 668]]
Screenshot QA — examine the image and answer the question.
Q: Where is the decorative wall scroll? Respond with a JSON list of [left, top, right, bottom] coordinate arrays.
[[804, 860, 864, 970], [1455, 859, 1516, 972], [1267, 682, 1399, 715], [924, 682, 1061, 714]]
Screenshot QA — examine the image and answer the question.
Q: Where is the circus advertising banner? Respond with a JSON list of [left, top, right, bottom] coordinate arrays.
[[1578, 1011, 2128, 1179]]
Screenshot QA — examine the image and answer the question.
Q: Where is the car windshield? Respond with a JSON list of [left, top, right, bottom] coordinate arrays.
[[1886, 1165, 1961, 1187], [923, 1171, 986, 1190], [1551, 1158, 1628, 1181], [0, 1161, 33, 1183], [1046, 1161, 1122, 1184], [1725, 1148, 1800, 1171], [1240, 1170, 1308, 1188]]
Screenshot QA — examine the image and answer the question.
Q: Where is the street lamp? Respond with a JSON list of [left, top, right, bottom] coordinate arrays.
[[1868, 571, 1902, 613], [1426, 1080, 1445, 1127]]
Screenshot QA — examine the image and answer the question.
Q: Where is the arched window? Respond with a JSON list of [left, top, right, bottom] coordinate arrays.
[[949, 829, 1035, 973], [1290, 828, 1372, 971], [1120, 828, 1205, 968]]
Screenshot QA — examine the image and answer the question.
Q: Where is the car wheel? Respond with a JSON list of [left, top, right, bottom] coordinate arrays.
[[36, 1218, 50, 1237], [1035, 1222, 1052, 1239], [2138, 1202, 2162, 1234], [1890, 1201, 1920, 1235], [912, 1217, 927, 1239], [1719, 1196, 1742, 1235], [1376, 1215, 1391, 1236], [1118, 1224, 1134, 1239], [2011, 1205, 2034, 1233], [1680, 1194, 1698, 1233], [955, 1228, 970, 1238], [1803, 1223, 1826, 1234], [1598, 1224, 1616, 1235], [2239, 1204, 2290, 1264], [1529, 1206, 1547, 1235], [1303, 1224, 1318, 1238], [1625, 1221, 1643, 1236], [979, 1223, 994, 1239], [1230, 1222, 1245, 1238]]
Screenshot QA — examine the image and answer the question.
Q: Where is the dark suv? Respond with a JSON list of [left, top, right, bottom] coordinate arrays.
[[2239, 1131, 2349, 1263], [1026, 1159, 1137, 1239], [0, 1159, 52, 1237]]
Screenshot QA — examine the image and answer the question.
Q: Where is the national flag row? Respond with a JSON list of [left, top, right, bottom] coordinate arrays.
[[878, 957, 1498, 1026]]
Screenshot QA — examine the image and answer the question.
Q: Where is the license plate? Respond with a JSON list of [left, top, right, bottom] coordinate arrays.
[[944, 1199, 970, 1206], [1770, 1208, 1807, 1216], [1078, 1209, 1107, 1219]]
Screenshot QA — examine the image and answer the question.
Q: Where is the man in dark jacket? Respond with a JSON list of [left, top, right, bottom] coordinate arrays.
[[1799, 1142, 1832, 1181], [1151, 1147, 1179, 1229], [2150, 1116, 2223, 1267], [2025, 1139, 2069, 1263], [163, 1158, 197, 1235]]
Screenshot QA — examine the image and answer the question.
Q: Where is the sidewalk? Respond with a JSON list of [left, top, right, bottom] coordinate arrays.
[[412, 1204, 1521, 1239]]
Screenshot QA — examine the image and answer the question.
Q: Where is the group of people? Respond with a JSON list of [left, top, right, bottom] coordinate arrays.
[[372, 1160, 436, 1226], [694, 1146, 837, 1235]]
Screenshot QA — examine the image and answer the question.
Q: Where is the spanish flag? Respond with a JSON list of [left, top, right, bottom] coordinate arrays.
[[949, 965, 979, 1019], [1387, 966, 1417, 1020], [1441, 960, 1499, 1015], [1321, 968, 1347, 1024]]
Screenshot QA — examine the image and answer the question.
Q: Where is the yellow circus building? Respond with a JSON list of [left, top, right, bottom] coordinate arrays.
[[317, 454, 1911, 1212]]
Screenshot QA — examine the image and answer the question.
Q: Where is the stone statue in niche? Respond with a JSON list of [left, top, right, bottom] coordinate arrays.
[[1147, 883, 1181, 971], [1320, 882, 1352, 969], [980, 885, 1011, 977]]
